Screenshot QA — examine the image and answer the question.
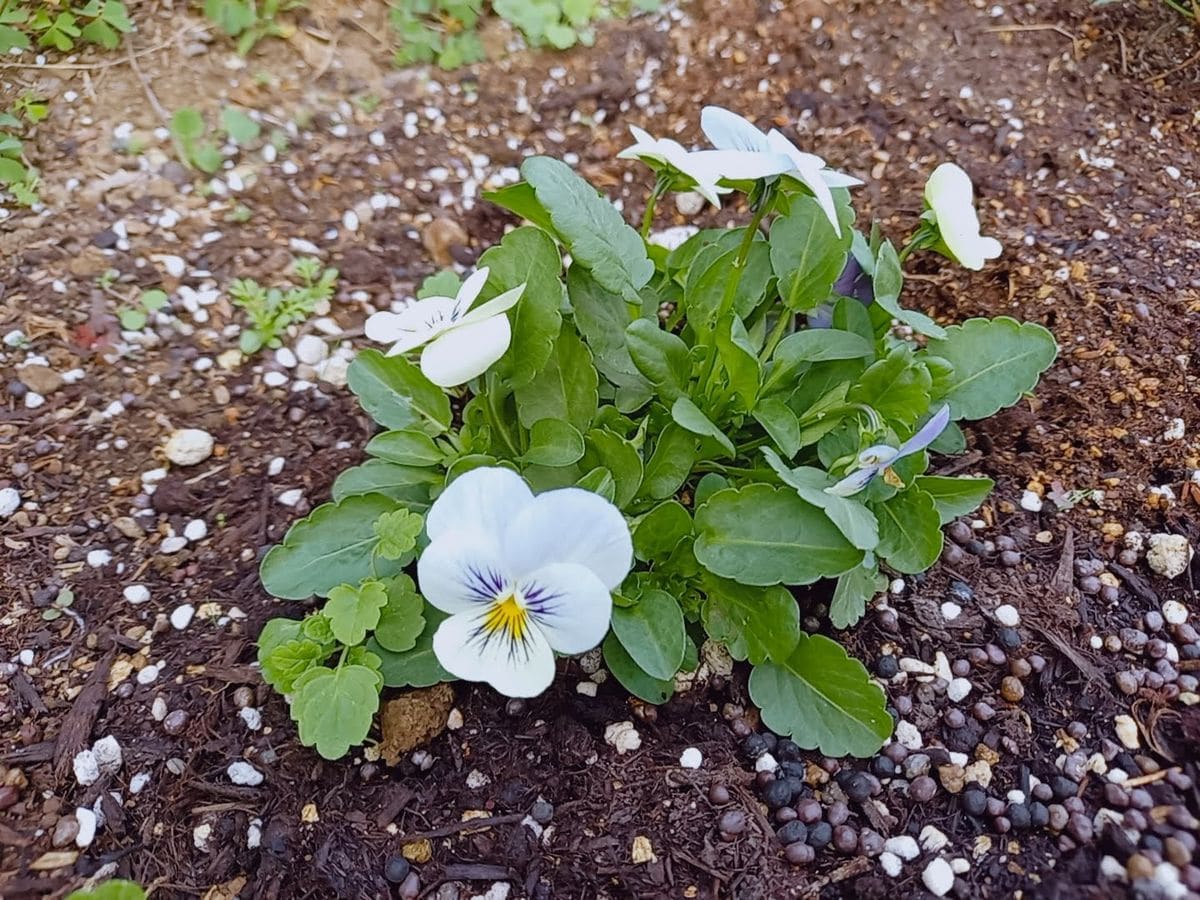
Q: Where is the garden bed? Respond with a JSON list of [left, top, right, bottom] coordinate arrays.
[[1, 0, 1198, 897]]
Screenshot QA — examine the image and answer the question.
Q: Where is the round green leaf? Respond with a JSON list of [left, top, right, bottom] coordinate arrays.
[[366, 429, 445, 467], [324, 580, 389, 646], [633, 500, 692, 563], [602, 631, 674, 704], [374, 575, 425, 653], [523, 418, 585, 467], [871, 488, 944, 574], [694, 485, 863, 586], [610, 589, 686, 681], [368, 605, 452, 688], [749, 633, 892, 757], [290, 664, 381, 760]]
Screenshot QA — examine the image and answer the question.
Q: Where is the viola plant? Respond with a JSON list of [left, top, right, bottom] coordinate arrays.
[[257, 105, 1057, 760]]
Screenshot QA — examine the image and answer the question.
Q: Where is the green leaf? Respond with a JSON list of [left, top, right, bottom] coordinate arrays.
[[871, 240, 946, 338], [513, 325, 598, 434], [118, 308, 147, 331], [302, 613, 335, 644], [753, 398, 802, 458], [290, 664, 381, 759], [603, 631, 674, 704], [633, 500, 692, 562], [140, 289, 169, 311], [521, 155, 653, 299], [170, 108, 205, 143], [324, 581, 389, 646], [368, 605, 453, 688], [913, 475, 993, 524], [830, 563, 886, 629], [683, 245, 736, 334], [872, 488, 943, 574], [848, 346, 932, 427], [749, 633, 892, 757], [191, 143, 223, 174], [544, 22, 576, 48], [625, 319, 690, 402], [348, 349, 452, 434], [576, 465, 616, 502], [373, 574, 425, 653], [761, 451, 879, 551], [567, 266, 653, 404], [257, 617, 303, 664], [638, 423, 697, 500], [611, 589, 685, 680], [766, 329, 874, 394], [924, 317, 1057, 420], [260, 494, 405, 599], [365, 429, 445, 467], [331, 460, 437, 507], [715, 314, 760, 410], [80, 19, 118, 49], [479, 227, 564, 387], [694, 485, 863, 586], [581, 428, 643, 508], [0, 26, 32, 54], [220, 106, 261, 144], [770, 195, 848, 311], [701, 578, 799, 664], [522, 418, 585, 466], [100, 1, 134, 32], [483, 181, 556, 233], [261, 639, 332, 693], [671, 396, 735, 457], [417, 269, 461, 298], [373, 508, 425, 560], [66, 879, 146, 900]]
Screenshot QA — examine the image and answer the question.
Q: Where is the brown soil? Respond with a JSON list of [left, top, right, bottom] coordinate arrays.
[[1, 0, 1198, 898]]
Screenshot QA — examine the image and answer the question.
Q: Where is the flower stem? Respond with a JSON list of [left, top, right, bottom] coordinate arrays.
[[640, 174, 673, 239], [758, 309, 793, 363]]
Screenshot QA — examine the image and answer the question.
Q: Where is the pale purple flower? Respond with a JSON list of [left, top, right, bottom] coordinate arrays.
[[825, 405, 952, 497]]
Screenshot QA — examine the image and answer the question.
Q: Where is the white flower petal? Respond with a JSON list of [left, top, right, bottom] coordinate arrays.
[[924, 163, 1001, 270], [455, 283, 525, 328], [787, 157, 843, 238], [452, 267, 491, 320], [366, 297, 457, 355], [432, 609, 556, 698], [701, 106, 771, 153], [690, 149, 793, 183], [419, 314, 512, 387], [766, 130, 827, 170], [519, 562, 613, 655], [502, 487, 633, 590], [417, 530, 509, 613], [825, 466, 881, 497], [820, 169, 865, 189], [425, 467, 534, 542]]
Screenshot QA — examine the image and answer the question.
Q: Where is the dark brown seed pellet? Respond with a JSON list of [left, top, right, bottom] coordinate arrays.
[[826, 800, 849, 827], [708, 784, 731, 805], [911, 776, 937, 802], [796, 799, 822, 824], [784, 842, 815, 865], [718, 810, 746, 835], [833, 825, 858, 853]]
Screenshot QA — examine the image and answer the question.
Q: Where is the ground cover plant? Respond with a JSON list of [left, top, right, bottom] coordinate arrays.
[[0, 0, 132, 54], [257, 105, 1057, 761]]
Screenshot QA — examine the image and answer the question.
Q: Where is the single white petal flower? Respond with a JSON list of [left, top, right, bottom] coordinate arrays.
[[923, 163, 1002, 271], [418, 468, 633, 698], [700, 106, 862, 237], [618, 125, 729, 206], [363, 268, 525, 387]]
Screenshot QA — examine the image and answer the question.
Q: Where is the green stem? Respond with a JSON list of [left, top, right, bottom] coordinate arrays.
[[758, 310, 793, 363], [485, 388, 521, 459], [640, 174, 673, 239]]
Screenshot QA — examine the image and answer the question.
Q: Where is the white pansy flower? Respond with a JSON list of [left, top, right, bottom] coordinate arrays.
[[923, 163, 1002, 270], [700, 105, 863, 236], [418, 467, 633, 698], [364, 268, 524, 387], [618, 125, 731, 207]]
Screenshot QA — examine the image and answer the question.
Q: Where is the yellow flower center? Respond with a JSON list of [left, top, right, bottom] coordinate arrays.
[[481, 592, 529, 643]]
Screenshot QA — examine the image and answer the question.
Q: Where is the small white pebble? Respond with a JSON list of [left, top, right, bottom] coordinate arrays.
[[18, 648, 34, 666], [895, 720, 924, 750], [183, 519, 208, 541], [940, 601, 962, 621], [86, 549, 113, 568], [74, 807, 98, 848], [129, 772, 151, 794], [193, 823, 213, 851], [994, 604, 1020, 627], [679, 747, 703, 769], [465, 769, 491, 789], [160, 535, 188, 554], [239, 707, 263, 731], [136, 664, 160, 685], [576, 681, 598, 697], [123, 584, 151, 605], [277, 488, 304, 507], [885, 835, 920, 861], [1162, 600, 1188, 625], [0, 487, 20, 518], [263, 371, 289, 388], [247, 818, 263, 849], [151, 696, 168, 721], [604, 721, 642, 754], [1019, 490, 1043, 512], [922, 857, 955, 897], [227, 761, 264, 786], [446, 708, 464, 730], [754, 752, 779, 774], [73, 750, 100, 786], [947, 677, 973, 703], [920, 824, 950, 852], [879, 851, 903, 877], [170, 604, 195, 630]]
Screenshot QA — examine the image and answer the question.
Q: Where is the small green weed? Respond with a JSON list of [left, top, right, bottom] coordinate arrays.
[[118, 288, 169, 331], [0, 0, 133, 54], [0, 92, 49, 207], [230, 257, 338, 354], [168, 104, 262, 173], [201, 0, 304, 54]]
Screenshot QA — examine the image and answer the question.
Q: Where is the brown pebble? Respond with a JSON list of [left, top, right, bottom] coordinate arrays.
[[1127, 854, 1155, 880], [163, 709, 190, 735], [708, 784, 731, 805], [717, 809, 746, 835], [232, 686, 254, 708], [1000, 676, 1025, 703], [785, 842, 815, 865]]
